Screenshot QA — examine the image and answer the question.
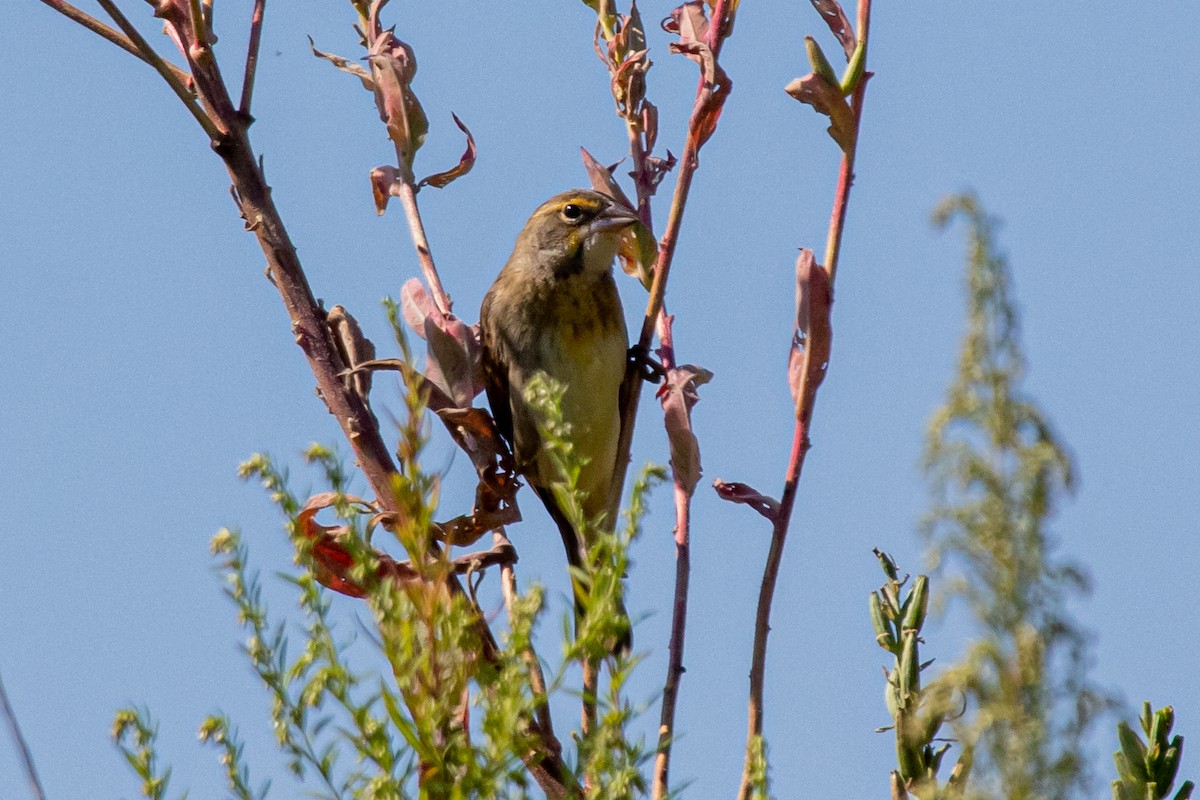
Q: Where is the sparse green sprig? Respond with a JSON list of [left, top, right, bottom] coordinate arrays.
[[112, 707, 178, 800], [198, 715, 268, 800]]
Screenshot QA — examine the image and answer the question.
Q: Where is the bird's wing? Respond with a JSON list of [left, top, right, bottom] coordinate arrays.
[[479, 290, 515, 446]]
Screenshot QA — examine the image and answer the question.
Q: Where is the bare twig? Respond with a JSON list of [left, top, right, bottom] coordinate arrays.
[[0, 670, 46, 800], [737, 3, 872, 798], [498, 532, 555, 741], [239, 0, 266, 117], [395, 181, 453, 314], [95, 0, 223, 141], [651, 309, 692, 800], [37, 0, 191, 85]]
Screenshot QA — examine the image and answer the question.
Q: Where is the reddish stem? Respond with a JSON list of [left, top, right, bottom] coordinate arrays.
[[651, 310, 692, 800], [737, 2, 871, 798], [239, 0, 266, 118]]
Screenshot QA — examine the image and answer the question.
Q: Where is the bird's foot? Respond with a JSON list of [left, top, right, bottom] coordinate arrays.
[[628, 343, 665, 383]]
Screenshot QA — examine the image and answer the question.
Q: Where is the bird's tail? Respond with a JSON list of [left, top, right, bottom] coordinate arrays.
[[534, 485, 632, 657]]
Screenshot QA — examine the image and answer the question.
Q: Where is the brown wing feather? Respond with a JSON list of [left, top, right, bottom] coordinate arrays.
[[479, 290, 514, 447]]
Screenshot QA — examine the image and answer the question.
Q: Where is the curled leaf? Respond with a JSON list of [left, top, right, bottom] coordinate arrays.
[[309, 37, 374, 90], [662, 1, 710, 46], [369, 165, 402, 215], [790, 248, 833, 403], [785, 71, 856, 151], [424, 314, 482, 408], [712, 479, 780, 521], [367, 32, 428, 169], [658, 361, 713, 496], [809, 0, 856, 58], [581, 146, 635, 208], [670, 40, 731, 147], [417, 113, 477, 190], [327, 305, 377, 401]]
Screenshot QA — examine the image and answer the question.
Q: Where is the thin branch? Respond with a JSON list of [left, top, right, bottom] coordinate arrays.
[[95, 0, 223, 141], [737, 2, 871, 798], [395, 181, 453, 315], [238, 0, 266, 117], [607, 0, 735, 522], [38, 0, 191, 86], [498, 533, 555, 741], [651, 308, 692, 800], [0, 670, 46, 800]]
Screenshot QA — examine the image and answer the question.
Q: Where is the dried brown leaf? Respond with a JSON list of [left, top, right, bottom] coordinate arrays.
[[417, 113, 477, 190], [308, 37, 374, 90], [659, 363, 713, 496]]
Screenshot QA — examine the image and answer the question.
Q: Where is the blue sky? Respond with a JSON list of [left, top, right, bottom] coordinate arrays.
[[2, 1, 1198, 797]]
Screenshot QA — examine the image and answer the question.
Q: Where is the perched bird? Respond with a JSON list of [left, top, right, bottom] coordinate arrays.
[[480, 189, 637, 652]]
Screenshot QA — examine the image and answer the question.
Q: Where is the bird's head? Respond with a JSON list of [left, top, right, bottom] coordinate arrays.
[[512, 190, 640, 280]]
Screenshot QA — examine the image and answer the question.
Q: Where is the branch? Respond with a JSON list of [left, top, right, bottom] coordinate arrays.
[[395, 180, 453, 314], [651, 310, 694, 800], [607, 0, 735, 522], [37, 0, 191, 86], [0, 670, 46, 800], [737, 1, 871, 798], [238, 0, 266, 117], [94, 0, 223, 141], [52, 3, 572, 793]]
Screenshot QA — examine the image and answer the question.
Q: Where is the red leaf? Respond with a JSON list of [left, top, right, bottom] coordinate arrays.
[[663, 2, 710, 47], [580, 147, 635, 208], [809, 0, 857, 59], [417, 113, 477, 191], [712, 479, 780, 521], [370, 165, 402, 215], [791, 248, 833, 403], [658, 362, 713, 496]]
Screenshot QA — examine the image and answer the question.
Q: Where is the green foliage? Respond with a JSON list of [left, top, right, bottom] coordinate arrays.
[[871, 551, 971, 800], [1112, 703, 1194, 800], [115, 361, 660, 798], [524, 371, 664, 797], [112, 708, 178, 800], [922, 194, 1114, 800]]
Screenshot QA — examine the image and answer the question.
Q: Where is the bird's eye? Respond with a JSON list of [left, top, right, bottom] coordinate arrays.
[[561, 203, 584, 222]]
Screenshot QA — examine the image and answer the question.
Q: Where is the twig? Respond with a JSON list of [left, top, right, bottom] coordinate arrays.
[[0, 670, 46, 800], [36, 0, 191, 86], [238, 0, 266, 117], [394, 181, 453, 314], [498, 533, 554, 740], [95, 0, 223, 141], [651, 308, 691, 800], [607, 0, 735, 521], [737, 2, 871, 798]]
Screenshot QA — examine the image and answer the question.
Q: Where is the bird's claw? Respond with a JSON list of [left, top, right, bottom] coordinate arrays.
[[628, 344, 666, 383]]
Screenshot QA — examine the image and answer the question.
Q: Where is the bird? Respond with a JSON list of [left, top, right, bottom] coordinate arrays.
[[479, 189, 638, 654]]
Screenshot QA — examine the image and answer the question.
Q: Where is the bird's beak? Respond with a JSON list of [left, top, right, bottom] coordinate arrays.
[[588, 202, 640, 235]]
